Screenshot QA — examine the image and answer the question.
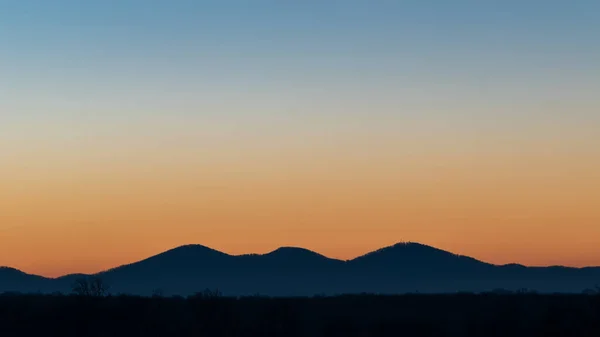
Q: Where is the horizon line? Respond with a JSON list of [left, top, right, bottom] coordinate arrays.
[[3, 241, 599, 280]]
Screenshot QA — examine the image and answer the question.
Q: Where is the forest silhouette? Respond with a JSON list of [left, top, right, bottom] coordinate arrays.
[[4, 242, 600, 336], [2, 291, 600, 337]]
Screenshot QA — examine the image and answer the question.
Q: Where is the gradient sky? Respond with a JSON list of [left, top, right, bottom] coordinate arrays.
[[1, 0, 599, 277]]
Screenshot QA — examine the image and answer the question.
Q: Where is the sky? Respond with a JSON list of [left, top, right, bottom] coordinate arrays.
[[1, 0, 599, 277]]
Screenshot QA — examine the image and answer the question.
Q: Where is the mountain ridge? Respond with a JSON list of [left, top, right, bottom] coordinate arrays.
[[2, 242, 599, 296], [4, 242, 597, 278]]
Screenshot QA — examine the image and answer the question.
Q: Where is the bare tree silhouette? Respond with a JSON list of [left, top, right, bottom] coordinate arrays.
[[152, 288, 165, 298], [72, 277, 110, 297], [190, 288, 222, 299]]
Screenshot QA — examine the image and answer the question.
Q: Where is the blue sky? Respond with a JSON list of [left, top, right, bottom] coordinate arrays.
[[2, 1, 598, 120], [1, 0, 599, 155]]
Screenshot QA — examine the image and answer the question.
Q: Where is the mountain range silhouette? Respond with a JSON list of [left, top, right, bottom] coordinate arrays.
[[2, 242, 599, 296]]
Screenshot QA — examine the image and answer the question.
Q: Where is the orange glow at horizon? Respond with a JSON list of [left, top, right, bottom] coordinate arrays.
[[1, 121, 600, 278]]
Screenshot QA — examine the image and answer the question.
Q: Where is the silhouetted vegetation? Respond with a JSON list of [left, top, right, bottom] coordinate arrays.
[[1, 292, 600, 336], [71, 276, 110, 297]]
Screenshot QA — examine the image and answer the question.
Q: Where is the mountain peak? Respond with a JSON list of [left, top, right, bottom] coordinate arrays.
[[0, 267, 23, 274], [356, 241, 442, 258], [101, 244, 231, 275], [350, 242, 488, 269], [166, 244, 223, 253], [268, 246, 320, 255], [139, 244, 232, 264], [0, 267, 42, 278], [265, 247, 332, 261]]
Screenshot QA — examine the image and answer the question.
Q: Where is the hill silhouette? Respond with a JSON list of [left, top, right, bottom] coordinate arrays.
[[2, 242, 599, 296]]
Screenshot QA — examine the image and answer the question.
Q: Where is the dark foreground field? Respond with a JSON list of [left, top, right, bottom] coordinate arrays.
[[1, 292, 600, 337]]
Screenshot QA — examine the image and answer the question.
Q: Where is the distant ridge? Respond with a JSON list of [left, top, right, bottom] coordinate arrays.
[[2, 242, 600, 296]]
